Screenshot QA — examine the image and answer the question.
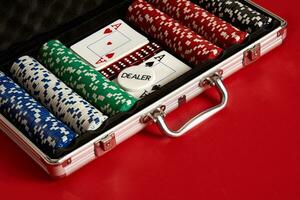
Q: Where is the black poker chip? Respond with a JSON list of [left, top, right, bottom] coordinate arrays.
[[198, 0, 273, 33]]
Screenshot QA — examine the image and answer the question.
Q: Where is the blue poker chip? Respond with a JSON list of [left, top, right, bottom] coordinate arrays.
[[0, 71, 76, 151]]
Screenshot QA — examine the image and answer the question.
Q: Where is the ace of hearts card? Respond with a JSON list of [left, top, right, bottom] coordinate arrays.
[[71, 19, 149, 71]]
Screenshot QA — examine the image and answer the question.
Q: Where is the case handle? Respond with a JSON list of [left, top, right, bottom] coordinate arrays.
[[150, 73, 228, 137]]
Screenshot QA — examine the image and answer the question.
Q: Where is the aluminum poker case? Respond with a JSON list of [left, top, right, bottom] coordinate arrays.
[[0, 0, 287, 177]]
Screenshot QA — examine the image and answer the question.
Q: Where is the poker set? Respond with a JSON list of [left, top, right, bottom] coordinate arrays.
[[0, 0, 287, 177]]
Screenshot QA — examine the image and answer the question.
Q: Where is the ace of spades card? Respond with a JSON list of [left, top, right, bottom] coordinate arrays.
[[71, 19, 149, 70], [118, 51, 191, 99]]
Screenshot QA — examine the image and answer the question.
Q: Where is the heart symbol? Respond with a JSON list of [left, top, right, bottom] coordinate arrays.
[[106, 53, 115, 59], [107, 41, 112, 46], [104, 28, 112, 34]]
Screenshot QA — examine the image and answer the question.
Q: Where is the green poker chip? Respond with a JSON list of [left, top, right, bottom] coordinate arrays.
[[39, 40, 137, 116]]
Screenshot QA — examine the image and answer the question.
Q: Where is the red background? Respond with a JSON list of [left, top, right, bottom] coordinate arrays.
[[0, 0, 299, 199]]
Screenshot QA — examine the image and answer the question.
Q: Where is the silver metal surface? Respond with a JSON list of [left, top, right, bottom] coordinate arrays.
[[151, 73, 228, 137]]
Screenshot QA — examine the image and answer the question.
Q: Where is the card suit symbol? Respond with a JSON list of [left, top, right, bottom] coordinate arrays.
[[145, 61, 154, 67], [140, 90, 150, 98], [106, 53, 115, 59], [96, 57, 106, 64], [152, 85, 161, 91], [104, 28, 112, 34], [107, 41, 112, 46]]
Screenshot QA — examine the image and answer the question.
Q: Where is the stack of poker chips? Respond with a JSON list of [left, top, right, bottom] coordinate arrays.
[[0, 71, 76, 152], [39, 40, 137, 116], [100, 42, 162, 80], [198, 0, 273, 33], [147, 0, 248, 48], [11, 56, 108, 135], [126, 0, 223, 66]]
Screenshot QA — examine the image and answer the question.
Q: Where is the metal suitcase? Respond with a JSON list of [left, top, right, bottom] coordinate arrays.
[[0, 0, 287, 177]]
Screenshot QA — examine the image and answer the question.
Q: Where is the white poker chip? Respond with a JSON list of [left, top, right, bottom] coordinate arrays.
[[10, 56, 108, 135], [117, 65, 156, 92]]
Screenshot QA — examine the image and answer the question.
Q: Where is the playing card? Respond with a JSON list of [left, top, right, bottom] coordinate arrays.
[[71, 19, 149, 70], [116, 51, 191, 99]]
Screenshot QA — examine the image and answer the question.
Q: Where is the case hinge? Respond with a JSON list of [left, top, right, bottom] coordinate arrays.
[[94, 133, 117, 157], [243, 44, 261, 66]]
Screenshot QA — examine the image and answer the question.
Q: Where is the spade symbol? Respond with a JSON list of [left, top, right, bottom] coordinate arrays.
[[152, 85, 161, 91], [140, 90, 150, 98], [145, 61, 154, 67]]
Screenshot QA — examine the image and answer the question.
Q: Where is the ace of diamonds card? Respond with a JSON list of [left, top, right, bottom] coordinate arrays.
[[71, 19, 149, 71]]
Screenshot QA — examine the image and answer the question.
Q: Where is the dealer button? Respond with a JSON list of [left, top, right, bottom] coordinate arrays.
[[117, 65, 156, 92]]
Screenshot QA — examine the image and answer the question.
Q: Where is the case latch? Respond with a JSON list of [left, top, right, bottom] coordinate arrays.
[[94, 133, 117, 157], [243, 44, 261, 66]]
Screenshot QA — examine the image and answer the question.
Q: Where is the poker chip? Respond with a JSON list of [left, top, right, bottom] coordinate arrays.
[[38, 40, 137, 116], [100, 42, 162, 80], [147, 0, 248, 48], [11, 56, 108, 135], [126, 0, 223, 66], [0, 71, 76, 152], [198, 0, 273, 33], [117, 65, 156, 92]]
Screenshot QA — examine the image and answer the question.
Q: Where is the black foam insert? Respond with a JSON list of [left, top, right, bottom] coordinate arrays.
[[0, 0, 119, 51]]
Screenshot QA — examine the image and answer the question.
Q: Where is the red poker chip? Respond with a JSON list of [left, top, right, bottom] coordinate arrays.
[[147, 0, 248, 49], [126, 0, 223, 65]]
